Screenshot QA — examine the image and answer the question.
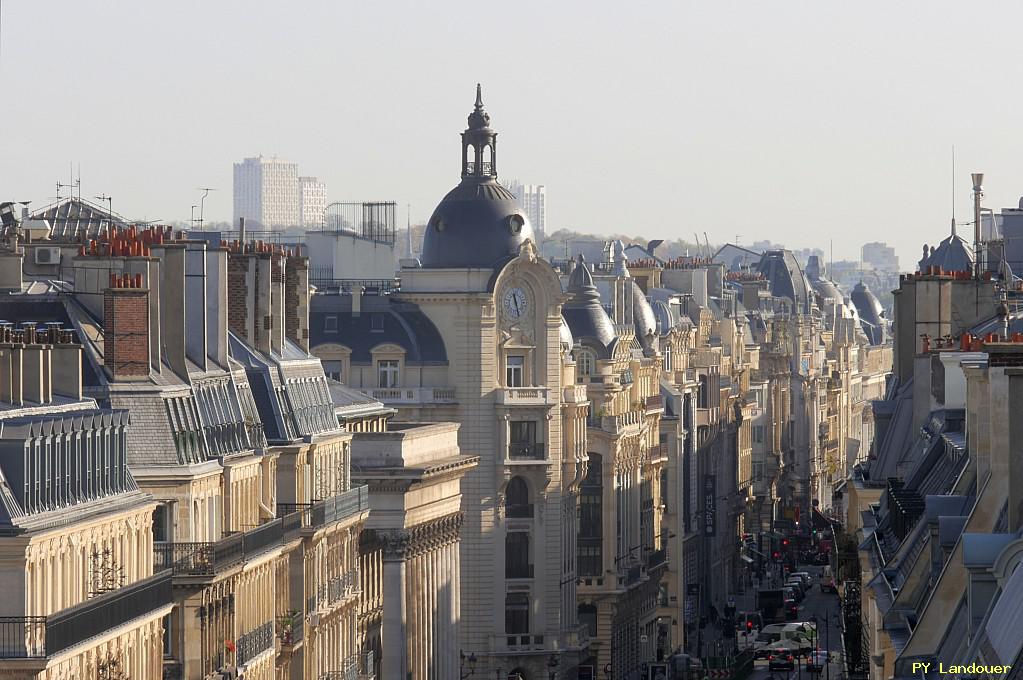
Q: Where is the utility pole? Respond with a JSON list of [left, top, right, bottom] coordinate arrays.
[[825, 607, 830, 680], [972, 173, 984, 280]]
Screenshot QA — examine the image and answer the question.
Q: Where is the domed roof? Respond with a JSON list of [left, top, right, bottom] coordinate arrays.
[[850, 281, 886, 345], [420, 181, 533, 268], [562, 256, 617, 355], [419, 86, 535, 269], [652, 299, 676, 335], [631, 280, 657, 353], [559, 316, 574, 349], [757, 250, 812, 312], [808, 275, 842, 302], [918, 228, 974, 273]]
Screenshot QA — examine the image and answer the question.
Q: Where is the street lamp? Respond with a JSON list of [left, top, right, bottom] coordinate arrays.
[[547, 654, 559, 680], [460, 650, 477, 679]]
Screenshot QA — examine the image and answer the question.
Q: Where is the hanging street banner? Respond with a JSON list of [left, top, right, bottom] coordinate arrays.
[[703, 474, 716, 537]]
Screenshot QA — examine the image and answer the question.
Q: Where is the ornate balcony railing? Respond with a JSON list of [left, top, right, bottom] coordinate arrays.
[[315, 567, 361, 611], [506, 503, 534, 519], [506, 563, 534, 579], [319, 656, 360, 680], [0, 571, 172, 659], [310, 486, 370, 527], [508, 442, 545, 460], [236, 621, 274, 666], [495, 387, 556, 406], [357, 387, 456, 404], [155, 519, 284, 576]]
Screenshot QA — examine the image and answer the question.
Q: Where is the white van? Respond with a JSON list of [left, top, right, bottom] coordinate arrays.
[[820, 565, 836, 593]]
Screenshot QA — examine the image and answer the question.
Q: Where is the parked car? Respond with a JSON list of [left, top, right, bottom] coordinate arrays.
[[785, 579, 806, 600], [784, 599, 799, 620], [805, 650, 830, 673], [768, 652, 796, 671]]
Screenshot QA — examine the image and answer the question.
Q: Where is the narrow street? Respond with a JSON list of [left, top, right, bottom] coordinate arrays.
[[747, 564, 844, 680]]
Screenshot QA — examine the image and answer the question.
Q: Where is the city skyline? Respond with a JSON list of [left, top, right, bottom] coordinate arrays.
[[4, 1, 1023, 265]]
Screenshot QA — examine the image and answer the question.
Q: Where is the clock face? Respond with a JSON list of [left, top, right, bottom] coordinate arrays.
[[503, 287, 528, 319]]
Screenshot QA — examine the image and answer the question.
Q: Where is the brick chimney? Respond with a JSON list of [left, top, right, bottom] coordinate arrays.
[[227, 241, 287, 356], [104, 273, 150, 380], [285, 251, 310, 353]]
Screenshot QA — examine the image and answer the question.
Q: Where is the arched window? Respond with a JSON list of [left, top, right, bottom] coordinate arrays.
[[465, 144, 477, 174], [576, 349, 596, 377], [506, 477, 532, 518], [481, 144, 493, 174]]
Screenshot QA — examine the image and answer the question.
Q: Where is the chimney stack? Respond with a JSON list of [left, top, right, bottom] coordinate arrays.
[[227, 240, 286, 356], [104, 275, 151, 380], [285, 251, 310, 353]]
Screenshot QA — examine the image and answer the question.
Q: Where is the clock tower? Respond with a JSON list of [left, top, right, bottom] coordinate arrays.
[[397, 86, 590, 679]]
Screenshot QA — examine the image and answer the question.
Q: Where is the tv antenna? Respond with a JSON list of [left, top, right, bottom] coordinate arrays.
[[196, 188, 216, 231]]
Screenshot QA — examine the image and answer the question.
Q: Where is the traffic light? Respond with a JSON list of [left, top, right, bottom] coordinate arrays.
[[747, 620, 754, 632], [773, 551, 781, 561], [782, 538, 790, 547]]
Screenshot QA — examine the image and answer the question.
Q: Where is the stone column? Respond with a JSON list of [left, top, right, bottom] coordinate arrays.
[[380, 530, 409, 680]]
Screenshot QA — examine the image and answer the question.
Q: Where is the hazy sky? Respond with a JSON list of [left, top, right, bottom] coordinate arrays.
[[3, 1, 1023, 267]]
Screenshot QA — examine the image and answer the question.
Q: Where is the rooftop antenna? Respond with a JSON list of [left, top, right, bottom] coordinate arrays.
[[196, 188, 215, 231], [951, 145, 956, 236], [972, 172, 984, 280], [406, 203, 413, 258]]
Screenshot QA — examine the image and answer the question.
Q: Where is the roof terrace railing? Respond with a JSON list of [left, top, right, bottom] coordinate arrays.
[[0, 571, 172, 658], [155, 519, 284, 576]]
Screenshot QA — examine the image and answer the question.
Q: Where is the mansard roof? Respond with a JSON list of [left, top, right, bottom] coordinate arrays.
[[309, 295, 447, 365]]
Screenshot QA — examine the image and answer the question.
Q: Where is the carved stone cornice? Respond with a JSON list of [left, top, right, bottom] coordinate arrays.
[[406, 511, 464, 559]]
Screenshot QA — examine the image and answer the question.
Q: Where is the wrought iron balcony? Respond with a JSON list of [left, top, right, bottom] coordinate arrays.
[[508, 442, 545, 460], [618, 563, 643, 587], [310, 485, 369, 527], [0, 571, 172, 659], [315, 567, 361, 611], [154, 519, 284, 576], [319, 656, 360, 680], [237, 621, 274, 666], [506, 563, 534, 579], [506, 503, 534, 519], [647, 548, 667, 568]]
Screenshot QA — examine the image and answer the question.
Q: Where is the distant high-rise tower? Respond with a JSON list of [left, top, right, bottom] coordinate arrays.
[[232, 156, 303, 230], [507, 180, 547, 241], [298, 176, 328, 228]]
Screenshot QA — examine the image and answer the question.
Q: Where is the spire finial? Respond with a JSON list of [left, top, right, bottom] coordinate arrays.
[[475, 83, 483, 109]]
